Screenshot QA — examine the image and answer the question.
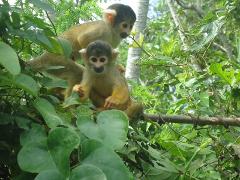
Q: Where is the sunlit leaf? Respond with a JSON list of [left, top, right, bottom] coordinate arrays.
[[0, 42, 20, 75]]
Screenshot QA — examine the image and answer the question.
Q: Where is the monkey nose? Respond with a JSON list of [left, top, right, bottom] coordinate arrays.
[[94, 66, 104, 73], [120, 32, 128, 38]]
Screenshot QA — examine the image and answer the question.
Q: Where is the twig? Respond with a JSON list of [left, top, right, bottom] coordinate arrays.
[[45, 11, 57, 36]]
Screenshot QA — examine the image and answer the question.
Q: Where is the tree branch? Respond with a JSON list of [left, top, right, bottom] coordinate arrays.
[[145, 114, 240, 127]]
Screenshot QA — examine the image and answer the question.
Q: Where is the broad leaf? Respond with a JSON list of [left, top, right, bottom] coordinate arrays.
[[70, 164, 107, 180], [17, 142, 56, 173], [33, 98, 63, 128], [20, 124, 47, 146], [77, 110, 129, 150], [0, 41, 20, 75], [14, 73, 39, 96], [35, 170, 65, 180], [47, 127, 80, 178], [82, 140, 133, 180]]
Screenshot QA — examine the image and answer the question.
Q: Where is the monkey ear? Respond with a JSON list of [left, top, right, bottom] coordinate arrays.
[[112, 49, 119, 60], [79, 49, 87, 60], [103, 9, 117, 25]]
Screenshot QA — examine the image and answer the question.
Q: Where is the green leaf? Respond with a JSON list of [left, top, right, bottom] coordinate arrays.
[[70, 164, 107, 180], [62, 92, 81, 108], [14, 73, 39, 96], [0, 41, 20, 75], [199, 92, 209, 108], [20, 124, 47, 146], [209, 63, 234, 85], [17, 142, 56, 173], [190, 19, 224, 51], [33, 98, 63, 129], [77, 110, 129, 150], [36, 31, 53, 49], [82, 140, 133, 180], [57, 38, 73, 58], [47, 127, 80, 178], [29, 0, 54, 13], [35, 170, 65, 180]]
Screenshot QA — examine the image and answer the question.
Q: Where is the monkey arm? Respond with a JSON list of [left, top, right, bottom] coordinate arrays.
[[72, 73, 92, 101]]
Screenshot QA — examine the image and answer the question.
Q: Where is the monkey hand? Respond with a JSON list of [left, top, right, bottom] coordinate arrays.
[[104, 96, 125, 109], [73, 84, 88, 100]]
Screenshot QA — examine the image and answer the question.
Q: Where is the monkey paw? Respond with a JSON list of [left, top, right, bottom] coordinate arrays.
[[73, 84, 85, 97], [104, 96, 122, 109]]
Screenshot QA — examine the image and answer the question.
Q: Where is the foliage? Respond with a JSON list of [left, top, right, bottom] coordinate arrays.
[[0, 0, 240, 180]]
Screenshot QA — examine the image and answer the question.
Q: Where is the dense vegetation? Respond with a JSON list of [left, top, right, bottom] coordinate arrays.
[[0, 0, 239, 179]]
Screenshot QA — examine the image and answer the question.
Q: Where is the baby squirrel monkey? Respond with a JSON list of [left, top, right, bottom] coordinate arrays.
[[73, 40, 143, 119]]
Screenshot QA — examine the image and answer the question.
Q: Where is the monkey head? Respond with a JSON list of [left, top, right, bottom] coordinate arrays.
[[80, 40, 118, 75], [104, 4, 136, 39]]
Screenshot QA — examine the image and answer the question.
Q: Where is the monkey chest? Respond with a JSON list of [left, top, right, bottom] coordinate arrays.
[[91, 80, 114, 98]]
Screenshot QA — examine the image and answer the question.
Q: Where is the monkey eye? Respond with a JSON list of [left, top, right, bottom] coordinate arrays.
[[90, 57, 97, 62], [130, 24, 133, 29], [122, 23, 128, 28], [100, 57, 106, 62]]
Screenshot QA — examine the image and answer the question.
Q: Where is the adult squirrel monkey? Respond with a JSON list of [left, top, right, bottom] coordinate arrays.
[[61, 3, 136, 61], [73, 40, 143, 119]]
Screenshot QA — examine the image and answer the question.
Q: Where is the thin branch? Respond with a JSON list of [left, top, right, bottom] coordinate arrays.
[[130, 36, 153, 57], [145, 114, 240, 127], [175, 0, 204, 17], [45, 11, 57, 36]]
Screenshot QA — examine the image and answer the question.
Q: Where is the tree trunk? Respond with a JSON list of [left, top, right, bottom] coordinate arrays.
[[125, 0, 150, 82]]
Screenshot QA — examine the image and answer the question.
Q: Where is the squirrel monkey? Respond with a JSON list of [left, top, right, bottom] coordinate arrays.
[[61, 3, 136, 61], [27, 4, 136, 97], [73, 40, 143, 119]]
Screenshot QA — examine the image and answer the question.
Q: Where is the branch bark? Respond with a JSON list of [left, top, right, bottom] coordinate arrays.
[[145, 114, 240, 127]]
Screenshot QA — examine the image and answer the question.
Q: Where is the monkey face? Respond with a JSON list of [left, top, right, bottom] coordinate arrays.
[[89, 56, 108, 74], [118, 21, 134, 39]]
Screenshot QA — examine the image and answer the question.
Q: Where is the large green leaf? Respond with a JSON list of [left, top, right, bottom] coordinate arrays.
[[0, 41, 20, 75], [20, 124, 47, 146], [77, 110, 129, 150], [33, 98, 63, 129], [70, 164, 107, 180], [17, 142, 56, 173], [82, 140, 133, 180], [35, 170, 65, 180], [47, 127, 80, 178], [14, 73, 39, 96]]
